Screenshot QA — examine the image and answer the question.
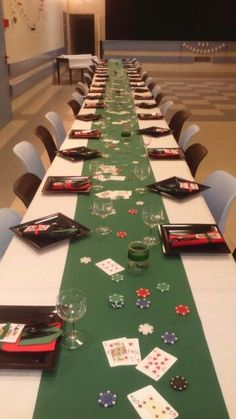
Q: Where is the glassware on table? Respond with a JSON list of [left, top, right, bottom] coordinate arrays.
[[142, 205, 164, 247], [56, 288, 87, 350], [128, 241, 149, 271], [93, 197, 114, 235], [89, 161, 103, 190], [134, 164, 151, 193], [140, 135, 152, 157]]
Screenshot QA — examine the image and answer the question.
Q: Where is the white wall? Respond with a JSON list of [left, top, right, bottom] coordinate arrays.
[[3, 0, 65, 63]]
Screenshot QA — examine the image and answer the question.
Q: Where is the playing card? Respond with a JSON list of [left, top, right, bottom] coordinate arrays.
[[126, 338, 141, 364], [0, 323, 25, 343], [102, 338, 131, 366], [128, 385, 178, 419], [95, 190, 132, 199], [136, 347, 177, 381], [96, 258, 125, 276]]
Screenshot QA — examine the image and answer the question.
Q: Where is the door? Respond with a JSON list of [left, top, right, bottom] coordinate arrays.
[[69, 14, 95, 55], [0, 3, 12, 128]]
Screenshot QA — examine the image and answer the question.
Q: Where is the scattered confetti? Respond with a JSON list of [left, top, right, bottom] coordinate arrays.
[[138, 323, 154, 335], [136, 201, 144, 206], [116, 231, 127, 238], [80, 256, 92, 264], [128, 208, 138, 214]]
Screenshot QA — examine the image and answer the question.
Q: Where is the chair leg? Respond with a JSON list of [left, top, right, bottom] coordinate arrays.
[[69, 69, 72, 84]]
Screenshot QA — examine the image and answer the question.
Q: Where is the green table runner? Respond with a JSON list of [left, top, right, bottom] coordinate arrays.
[[33, 61, 229, 419]]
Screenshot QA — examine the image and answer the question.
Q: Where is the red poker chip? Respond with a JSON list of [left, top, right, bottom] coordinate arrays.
[[128, 209, 138, 215], [136, 288, 150, 298], [116, 231, 127, 238], [175, 304, 190, 316]]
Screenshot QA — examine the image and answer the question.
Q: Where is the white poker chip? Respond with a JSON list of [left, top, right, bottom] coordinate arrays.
[[136, 201, 144, 206], [80, 256, 92, 264], [138, 323, 154, 335]]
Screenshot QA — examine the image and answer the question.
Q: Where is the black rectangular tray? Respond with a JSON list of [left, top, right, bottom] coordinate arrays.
[[160, 223, 230, 254], [57, 146, 101, 162], [42, 176, 91, 194], [68, 129, 101, 139], [147, 176, 209, 199], [0, 306, 61, 370], [148, 149, 184, 160], [11, 212, 90, 250]]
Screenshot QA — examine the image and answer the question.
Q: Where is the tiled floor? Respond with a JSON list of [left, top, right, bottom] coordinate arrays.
[[0, 72, 235, 252]]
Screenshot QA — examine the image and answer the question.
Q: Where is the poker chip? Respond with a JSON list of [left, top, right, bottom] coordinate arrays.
[[161, 332, 178, 344], [175, 304, 190, 316], [98, 390, 117, 407], [156, 282, 170, 293], [111, 273, 124, 283], [170, 376, 188, 391], [116, 231, 127, 238], [128, 208, 138, 215], [136, 288, 150, 298], [109, 293, 124, 308], [136, 201, 144, 206], [80, 256, 92, 264], [138, 323, 154, 335], [136, 298, 151, 309]]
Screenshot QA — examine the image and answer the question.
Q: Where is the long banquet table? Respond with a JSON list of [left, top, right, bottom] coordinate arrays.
[[0, 60, 236, 419]]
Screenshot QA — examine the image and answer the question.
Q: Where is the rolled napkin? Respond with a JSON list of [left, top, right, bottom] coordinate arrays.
[[50, 179, 91, 192], [76, 114, 101, 121], [137, 126, 171, 137], [22, 223, 80, 237], [169, 230, 225, 248], [84, 102, 105, 109], [134, 95, 153, 100], [69, 129, 101, 139], [136, 102, 157, 109], [148, 148, 180, 158], [138, 113, 164, 120]]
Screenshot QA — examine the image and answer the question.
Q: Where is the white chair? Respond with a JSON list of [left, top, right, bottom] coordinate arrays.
[[179, 124, 200, 151], [45, 111, 66, 149], [76, 82, 88, 95], [151, 85, 162, 99], [202, 170, 236, 233], [13, 141, 45, 180], [72, 91, 84, 107], [159, 100, 174, 117], [0, 208, 22, 259], [145, 77, 153, 88]]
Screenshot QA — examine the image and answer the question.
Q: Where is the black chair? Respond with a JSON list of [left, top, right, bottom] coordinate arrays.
[[169, 110, 190, 142], [34, 125, 57, 162], [155, 92, 165, 106], [13, 172, 41, 208], [67, 99, 81, 117], [184, 143, 208, 177]]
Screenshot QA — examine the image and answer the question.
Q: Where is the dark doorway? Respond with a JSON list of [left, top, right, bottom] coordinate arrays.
[[69, 14, 95, 54]]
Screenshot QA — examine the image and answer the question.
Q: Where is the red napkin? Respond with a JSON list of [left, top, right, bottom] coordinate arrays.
[[1, 323, 61, 352], [169, 231, 225, 247], [149, 149, 179, 158]]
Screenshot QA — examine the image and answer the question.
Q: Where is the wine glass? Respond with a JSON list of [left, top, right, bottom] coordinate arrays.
[[93, 197, 114, 235], [134, 164, 151, 193], [142, 205, 164, 246], [56, 288, 87, 350], [140, 135, 152, 157], [89, 161, 103, 190]]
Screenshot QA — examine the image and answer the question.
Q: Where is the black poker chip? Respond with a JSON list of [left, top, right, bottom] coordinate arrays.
[[170, 376, 188, 391], [98, 390, 117, 407]]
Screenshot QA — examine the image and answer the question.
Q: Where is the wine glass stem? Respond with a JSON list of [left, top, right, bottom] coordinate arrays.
[[72, 320, 76, 336], [150, 227, 153, 237]]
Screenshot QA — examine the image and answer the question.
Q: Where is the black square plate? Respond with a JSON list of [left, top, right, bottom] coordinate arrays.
[[0, 306, 61, 370], [160, 223, 230, 254], [148, 149, 184, 160], [42, 176, 91, 194], [147, 176, 209, 199], [11, 212, 90, 250], [57, 146, 101, 162]]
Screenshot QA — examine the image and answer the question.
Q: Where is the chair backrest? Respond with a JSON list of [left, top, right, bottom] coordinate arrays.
[[72, 91, 84, 107], [151, 84, 161, 98], [76, 82, 88, 95], [159, 100, 174, 117], [13, 141, 45, 180], [45, 111, 66, 149], [84, 72, 92, 87], [169, 110, 190, 142], [0, 208, 22, 258], [202, 170, 236, 232], [184, 142, 208, 178], [67, 99, 81, 117], [34, 125, 57, 162], [13, 172, 41, 208], [178, 124, 200, 151], [140, 71, 148, 82], [155, 92, 165, 106], [145, 77, 153, 87]]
